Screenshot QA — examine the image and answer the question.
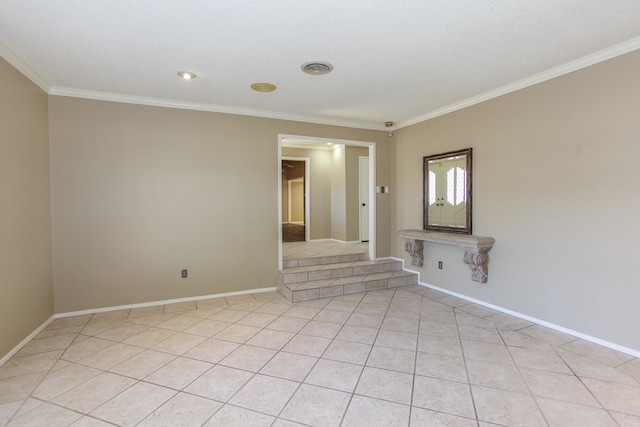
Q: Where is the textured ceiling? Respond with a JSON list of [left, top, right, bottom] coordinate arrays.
[[1, 1, 639, 130]]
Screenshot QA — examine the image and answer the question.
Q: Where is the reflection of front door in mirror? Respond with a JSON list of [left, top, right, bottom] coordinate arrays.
[[423, 147, 472, 234], [428, 157, 467, 227]]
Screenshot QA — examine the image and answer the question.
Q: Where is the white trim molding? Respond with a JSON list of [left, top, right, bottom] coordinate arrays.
[[56, 287, 277, 318], [4, 36, 639, 132], [396, 36, 640, 129], [0, 316, 55, 368], [49, 87, 383, 131], [424, 285, 638, 356], [0, 287, 277, 367], [0, 41, 51, 92], [390, 256, 640, 358]]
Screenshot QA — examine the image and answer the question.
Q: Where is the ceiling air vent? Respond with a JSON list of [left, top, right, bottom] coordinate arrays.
[[301, 62, 334, 75]]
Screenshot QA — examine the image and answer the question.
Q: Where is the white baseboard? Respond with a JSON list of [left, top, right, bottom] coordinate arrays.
[[57, 286, 278, 318], [307, 238, 363, 244], [0, 286, 278, 367], [5, 272, 638, 367], [0, 315, 55, 368], [392, 257, 640, 358]]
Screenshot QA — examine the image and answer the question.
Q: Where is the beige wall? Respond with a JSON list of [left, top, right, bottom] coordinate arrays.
[[392, 50, 640, 351], [49, 97, 390, 312], [0, 58, 54, 357], [290, 181, 304, 222]]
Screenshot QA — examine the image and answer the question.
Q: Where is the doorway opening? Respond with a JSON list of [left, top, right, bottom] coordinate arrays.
[[278, 135, 376, 269], [282, 158, 309, 243]]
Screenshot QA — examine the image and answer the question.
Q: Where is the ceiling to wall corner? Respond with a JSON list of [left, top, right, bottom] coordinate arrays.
[[1, 1, 640, 131]]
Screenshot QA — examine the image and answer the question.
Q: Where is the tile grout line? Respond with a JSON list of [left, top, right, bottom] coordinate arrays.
[[452, 300, 481, 425], [337, 289, 395, 426], [5, 282, 640, 425], [496, 313, 552, 427]]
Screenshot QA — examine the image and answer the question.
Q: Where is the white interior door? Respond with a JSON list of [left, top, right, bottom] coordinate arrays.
[[359, 156, 369, 242]]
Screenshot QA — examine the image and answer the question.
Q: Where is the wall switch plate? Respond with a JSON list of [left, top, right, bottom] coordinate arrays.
[[438, 261, 443, 270], [181, 269, 188, 278]]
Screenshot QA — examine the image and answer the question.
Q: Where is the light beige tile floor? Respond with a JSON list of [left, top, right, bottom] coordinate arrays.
[[1, 286, 640, 426]]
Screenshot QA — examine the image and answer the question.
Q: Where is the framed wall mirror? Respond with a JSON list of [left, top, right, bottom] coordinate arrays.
[[423, 148, 472, 234]]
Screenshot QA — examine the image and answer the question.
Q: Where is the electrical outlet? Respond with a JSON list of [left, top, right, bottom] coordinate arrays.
[[438, 261, 443, 270], [181, 269, 188, 278]]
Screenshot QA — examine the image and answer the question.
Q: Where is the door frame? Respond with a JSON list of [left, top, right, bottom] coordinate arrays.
[[358, 155, 369, 242], [278, 134, 376, 269]]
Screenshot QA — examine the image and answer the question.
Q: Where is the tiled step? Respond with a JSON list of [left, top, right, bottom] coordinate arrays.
[[279, 259, 403, 284], [283, 251, 369, 268], [277, 259, 419, 303]]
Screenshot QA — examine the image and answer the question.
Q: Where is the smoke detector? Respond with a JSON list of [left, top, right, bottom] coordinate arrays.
[[301, 62, 334, 75]]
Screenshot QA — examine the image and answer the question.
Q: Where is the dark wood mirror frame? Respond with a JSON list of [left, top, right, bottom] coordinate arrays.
[[423, 147, 472, 234]]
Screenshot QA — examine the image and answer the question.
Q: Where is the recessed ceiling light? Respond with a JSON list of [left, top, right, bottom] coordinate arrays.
[[177, 71, 196, 80], [251, 82, 277, 92], [301, 62, 334, 75]]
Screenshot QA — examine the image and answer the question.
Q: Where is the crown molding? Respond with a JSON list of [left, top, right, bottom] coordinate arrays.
[[5, 34, 639, 133], [48, 87, 385, 131], [396, 36, 640, 129], [0, 41, 51, 92]]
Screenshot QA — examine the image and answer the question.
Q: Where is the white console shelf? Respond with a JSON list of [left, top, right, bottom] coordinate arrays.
[[398, 229, 495, 283]]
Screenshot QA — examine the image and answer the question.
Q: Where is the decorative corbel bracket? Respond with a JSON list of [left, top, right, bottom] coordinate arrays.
[[404, 239, 424, 267], [398, 229, 495, 283]]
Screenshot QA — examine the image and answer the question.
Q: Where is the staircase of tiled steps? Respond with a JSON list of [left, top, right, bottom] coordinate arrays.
[[277, 254, 419, 302]]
